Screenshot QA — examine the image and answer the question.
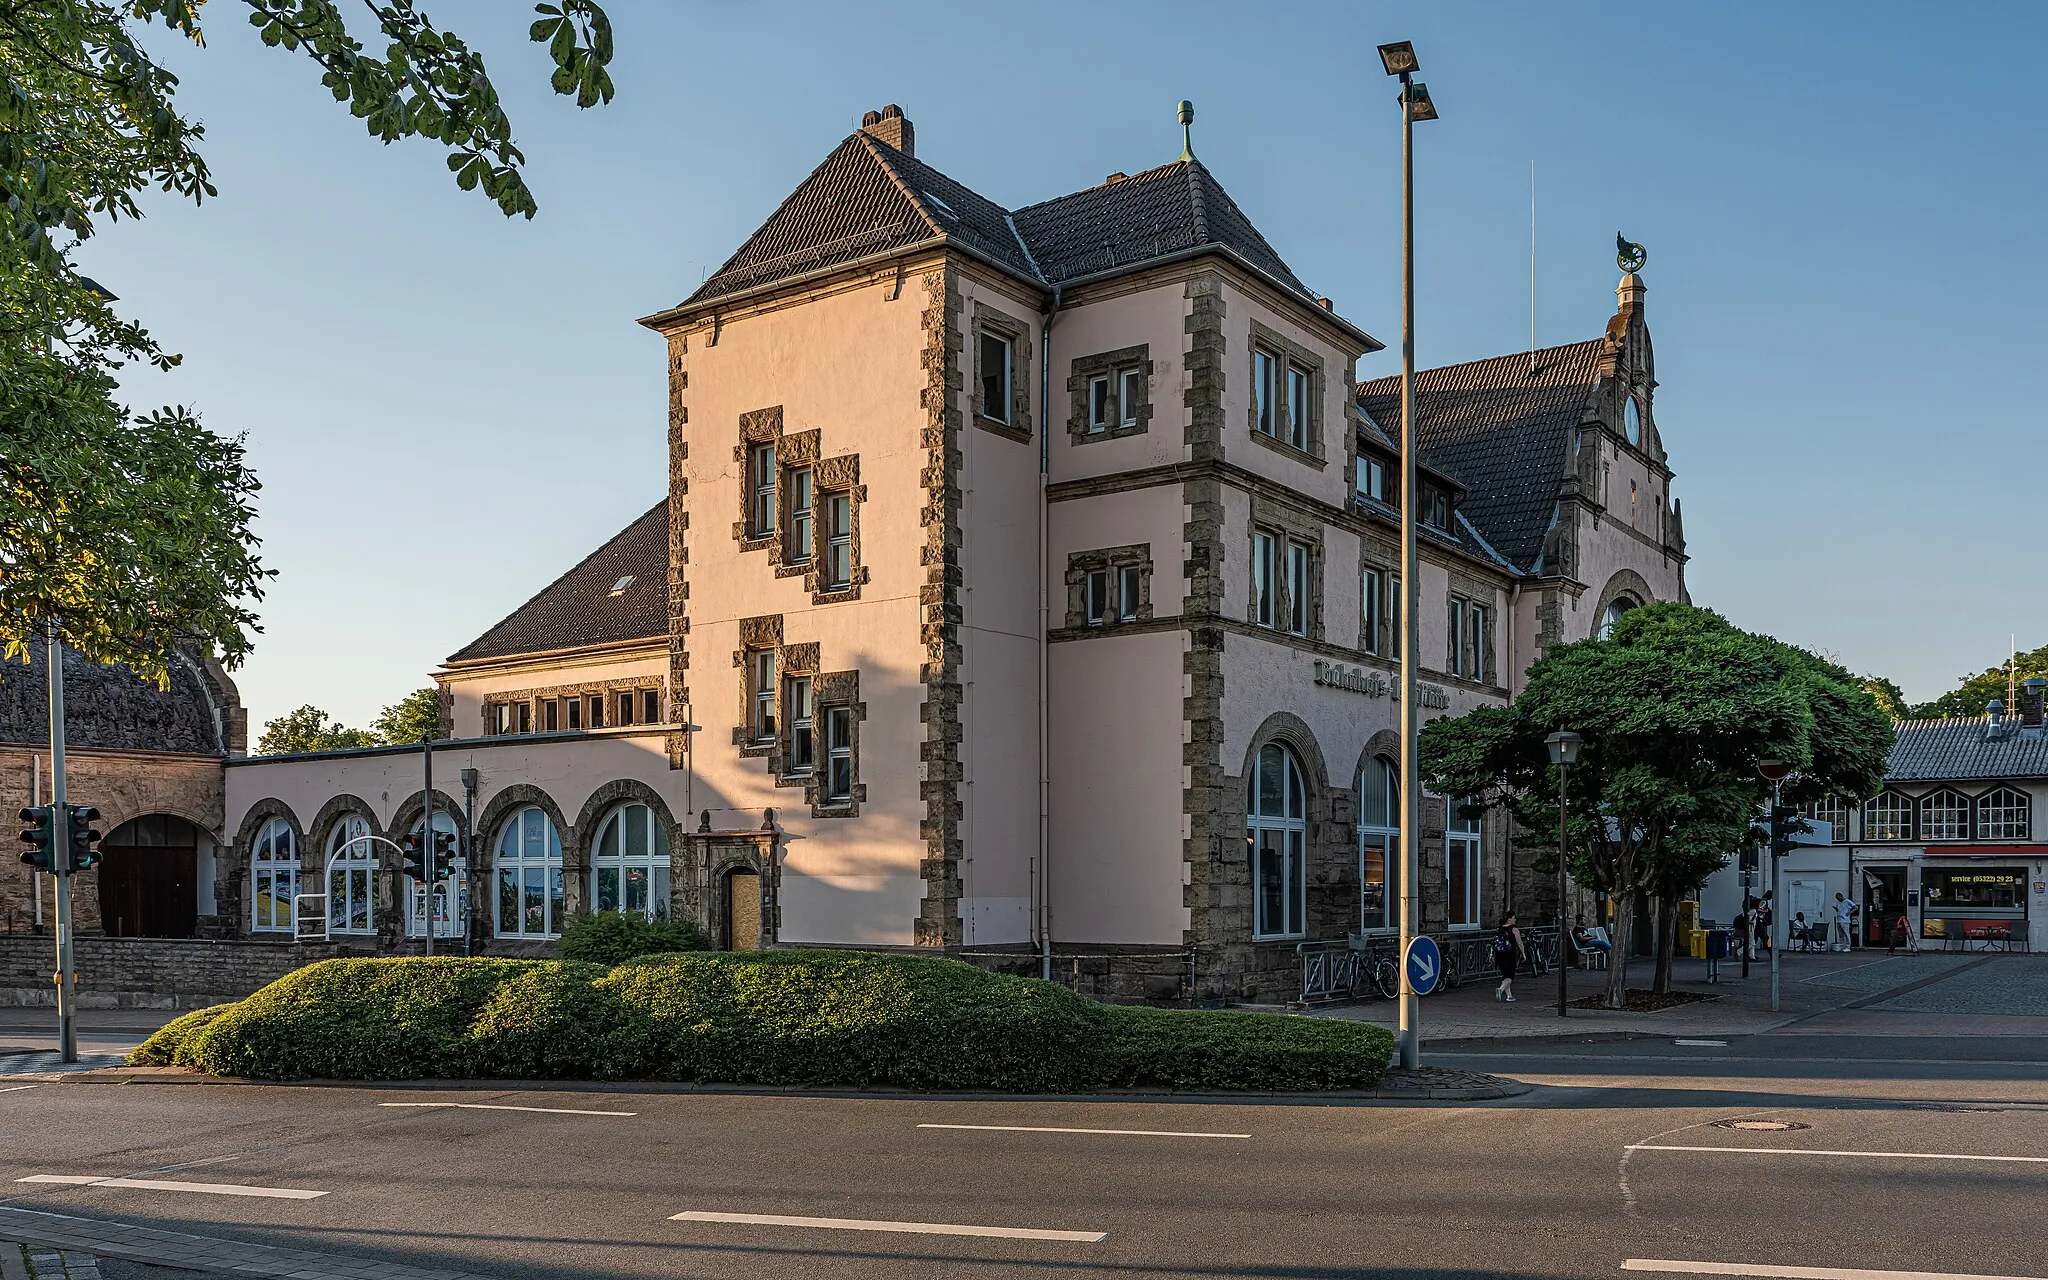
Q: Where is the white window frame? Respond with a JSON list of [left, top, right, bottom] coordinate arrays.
[[1285, 363, 1310, 451], [786, 675, 813, 776], [405, 810, 464, 940], [1356, 756, 1397, 932], [825, 492, 853, 589], [1253, 531, 1278, 629], [1864, 792, 1913, 842], [1919, 789, 1970, 842], [250, 817, 297, 934], [1254, 349, 1277, 437], [752, 650, 776, 743], [1357, 454, 1387, 504], [1088, 374, 1111, 432], [1446, 597, 1466, 676], [1286, 539, 1310, 637], [1118, 565, 1141, 622], [1119, 367, 1143, 428], [1447, 801, 1482, 929], [1467, 603, 1489, 682], [1249, 743, 1308, 940], [1361, 567, 1382, 655], [325, 814, 376, 937], [1084, 570, 1109, 626], [825, 706, 854, 802], [748, 441, 777, 538], [590, 802, 672, 922], [787, 467, 813, 563], [979, 331, 1012, 425], [1808, 794, 1849, 841], [494, 806, 564, 940], [1976, 787, 2030, 840]]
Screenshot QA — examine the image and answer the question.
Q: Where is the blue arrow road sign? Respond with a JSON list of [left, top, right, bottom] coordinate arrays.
[[1405, 936, 1442, 996]]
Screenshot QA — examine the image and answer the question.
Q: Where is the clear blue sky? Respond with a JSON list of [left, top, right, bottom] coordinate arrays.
[[94, 1, 2047, 731]]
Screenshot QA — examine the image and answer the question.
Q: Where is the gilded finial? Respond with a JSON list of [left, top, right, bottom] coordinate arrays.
[[1178, 100, 1195, 161]]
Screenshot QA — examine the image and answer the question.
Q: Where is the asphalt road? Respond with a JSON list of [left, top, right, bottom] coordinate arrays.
[[0, 1037, 2044, 1280]]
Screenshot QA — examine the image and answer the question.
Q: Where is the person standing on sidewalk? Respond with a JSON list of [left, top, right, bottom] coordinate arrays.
[[1492, 911, 1526, 1003], [1831, 892, 1858, 952]]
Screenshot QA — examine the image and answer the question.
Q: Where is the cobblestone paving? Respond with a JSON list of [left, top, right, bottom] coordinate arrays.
[[0, 1054, 125, 1077], [1798, 953, 1978, 993], [1871, 957, 2048, 1015]]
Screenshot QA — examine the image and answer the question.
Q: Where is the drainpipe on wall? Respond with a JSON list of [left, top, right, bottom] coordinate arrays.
[[1038, 286, 1062, 982]]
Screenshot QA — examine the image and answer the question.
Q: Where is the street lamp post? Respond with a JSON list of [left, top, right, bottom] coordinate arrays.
[[1545, 731, 1582, 1018], [1378, 37, 1436, 1073], [1758, 759, 1790, 1011]]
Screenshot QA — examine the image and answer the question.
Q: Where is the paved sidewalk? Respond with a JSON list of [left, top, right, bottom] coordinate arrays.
[[0, 1207, 490, 1280], [1305, 948, 2006, 1042]]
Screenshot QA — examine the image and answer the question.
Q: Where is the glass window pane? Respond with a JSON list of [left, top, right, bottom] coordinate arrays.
[[1121, 368, 1142, 425], [597, 867, 619, 913], [1257, 745, 1283, 817], [625, 806, 649, 858], [523, 868, 544, 934], [548, 867, 564, 934], [1287, 830, 1306, 935], [1090, 376, 1109, 427], [651, 867, 671, 920], [498, 869, 518, 935], [1257, 830, 1285, 936]]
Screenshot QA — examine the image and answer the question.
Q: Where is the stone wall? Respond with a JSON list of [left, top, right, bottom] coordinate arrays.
[[0, 936, 333, 1009]]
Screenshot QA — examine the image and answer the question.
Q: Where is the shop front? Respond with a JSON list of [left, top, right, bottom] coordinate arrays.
[[1918, 854, 2031, 950]]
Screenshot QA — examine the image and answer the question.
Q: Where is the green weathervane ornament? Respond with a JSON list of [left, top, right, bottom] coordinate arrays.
[[1616, 233, 1648, 273]]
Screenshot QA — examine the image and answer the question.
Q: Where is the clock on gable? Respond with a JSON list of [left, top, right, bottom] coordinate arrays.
[[1623, 396, 1642, 447]]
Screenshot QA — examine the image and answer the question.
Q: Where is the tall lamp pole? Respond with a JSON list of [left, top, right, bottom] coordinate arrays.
[[1545, 731, 1582, 1018], [1758, 759, 1790, 1012], [1378, 38, 1436, 1072]]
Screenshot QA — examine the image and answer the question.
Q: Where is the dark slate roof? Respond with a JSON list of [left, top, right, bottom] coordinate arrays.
[[1886, 717, 2048, 782], [1355, 339, 1605, 571], [685, 133, 1034, 307], [0, 645, 229, 755], [446, 503, 668, 664], [1012, 159, 1313, 296]]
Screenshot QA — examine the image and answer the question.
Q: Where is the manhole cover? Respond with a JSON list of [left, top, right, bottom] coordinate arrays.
[[1713, 1119, 1811, 1132]]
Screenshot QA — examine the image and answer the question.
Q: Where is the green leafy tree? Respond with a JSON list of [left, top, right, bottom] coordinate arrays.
[[1860, 675, 1908, 722], [255, 704, 375, 755], [370, 686, 442, 745], [1, 0, 614, 681], [1911, 643, 2048, 720], [1420, 603, 1892, 1008]]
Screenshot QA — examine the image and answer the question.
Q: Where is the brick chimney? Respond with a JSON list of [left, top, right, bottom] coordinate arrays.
[[860, 105, 913, 157], [2023, 677, 2046, 736]]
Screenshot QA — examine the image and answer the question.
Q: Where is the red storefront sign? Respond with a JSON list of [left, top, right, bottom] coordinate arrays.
[[1926, 845, 2044, 857]]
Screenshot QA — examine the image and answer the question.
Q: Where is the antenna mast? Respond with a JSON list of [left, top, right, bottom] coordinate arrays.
[[1529, 160, 1536, 376]]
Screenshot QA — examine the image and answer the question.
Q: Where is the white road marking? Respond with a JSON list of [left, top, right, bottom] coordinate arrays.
[[1672, 1039, 1728, 1047], [0, 1085, 37, 1094], [378, 1101, 636, 1117], [917, 1123, 1250, 1139], [669, 1210, 1106, 1242], [17, 1175, 326, 1199], [1627, 1144, 2048, 1164], [1623, 1259, 2048, 1280]]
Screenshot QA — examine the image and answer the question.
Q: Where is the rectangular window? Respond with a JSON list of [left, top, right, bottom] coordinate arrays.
[[1466, 604, 1489, 682], [542, 698, 558, 733], [565, 696, 582, 730], [786, 676, 813, 775], [1119, 367, 1143, 428], [1254, 349, 1276, 437], [617, 691, 635, 727], [1088, 375, 1111, 432], [1423, 485, 1451, 531], [787, 468, 813, 562], [1389, 573, 1402, 658], [1085, 570, 1109, 626], [587, 694, 604, 729], [1357, 454, 1387, 504], [642, 688, 661, 725], [752, 651, 776, 741], [1446, 598, 1465, 675], [1286, 540, 1309, 636], [1118, 565, 1142, 621], [979, 331, 1011, 424], [825, 706, 853, 801], [825, 492, 853, 589], [1286, 364, 1310, 450], [491, 703, 512, 735], [1361, 568, 1382, 655], [748, 442, 777, 537], [1253, 531, 1278, 628], [516, 701, 531, 734], [1447, 804, 1482, 928]]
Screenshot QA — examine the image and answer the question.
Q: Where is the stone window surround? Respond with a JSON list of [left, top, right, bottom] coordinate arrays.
[[1357, 536, 1395, 659], [730, 619, 865, 818], [1247, 497, 1325, 642], [1063, 543, 1154, 628], [1445, 568, 1499, 687], [970, 301, 1032, 444], [1066, 344, 1153, 444], [732, 614, 783, 757], [729, 405, 868, 603], [485, 678, 667, 736], [1247, 320, 1327, 469]]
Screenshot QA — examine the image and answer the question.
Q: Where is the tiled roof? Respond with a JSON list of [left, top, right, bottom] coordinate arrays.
[[446, 503, 668, 664], [1012, 159, 1313, 296], [1886, 717, 2048, 782], [1355, 339, 1606, 571], [0, 644, 228, 755]]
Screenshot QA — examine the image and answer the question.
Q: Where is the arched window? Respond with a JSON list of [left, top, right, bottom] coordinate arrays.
[[250, 817, 297, 933], [1976, 787, 2030, 840], [1864, 792, 1913, 842], [591, 803, 672, 922], [325, 813, 376, 935], [1806, 795, 1849, 842], [1248, 743, 1307, 940], [1919, 789, 1970, 842], [1597, 597, 1637, 640], [495, 806, 563, 939], [1356, 756, 1397, 932], [405, 810, 464, 939], [1447, 800, 1482, 929]]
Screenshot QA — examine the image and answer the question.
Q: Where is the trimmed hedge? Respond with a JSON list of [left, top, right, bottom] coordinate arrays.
[[554, 911, 708, 967], [130, 951, 1393, 1092]]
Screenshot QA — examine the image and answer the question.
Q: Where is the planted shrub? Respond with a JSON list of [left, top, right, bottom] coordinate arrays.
[[132, 951, 1392, 1092], [555, 911, 708, 966]]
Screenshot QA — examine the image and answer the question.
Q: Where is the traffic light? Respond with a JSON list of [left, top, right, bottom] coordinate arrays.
[[17, 807, 53, 871], [1769, 805, 1796, 860], [65, 806, 102, 872], [432, 830, 458, 881], [402, 832, 428, 881]]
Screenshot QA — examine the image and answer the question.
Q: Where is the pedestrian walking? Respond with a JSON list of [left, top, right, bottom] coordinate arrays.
[[1492, 911, 1525, 1003], [1831, 892, 1858, 952], [1755, 891, 1773, 955]]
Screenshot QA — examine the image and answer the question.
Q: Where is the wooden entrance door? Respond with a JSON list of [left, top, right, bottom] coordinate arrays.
[[98, 845, 198, 937], [725, 870, 761, 951]]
